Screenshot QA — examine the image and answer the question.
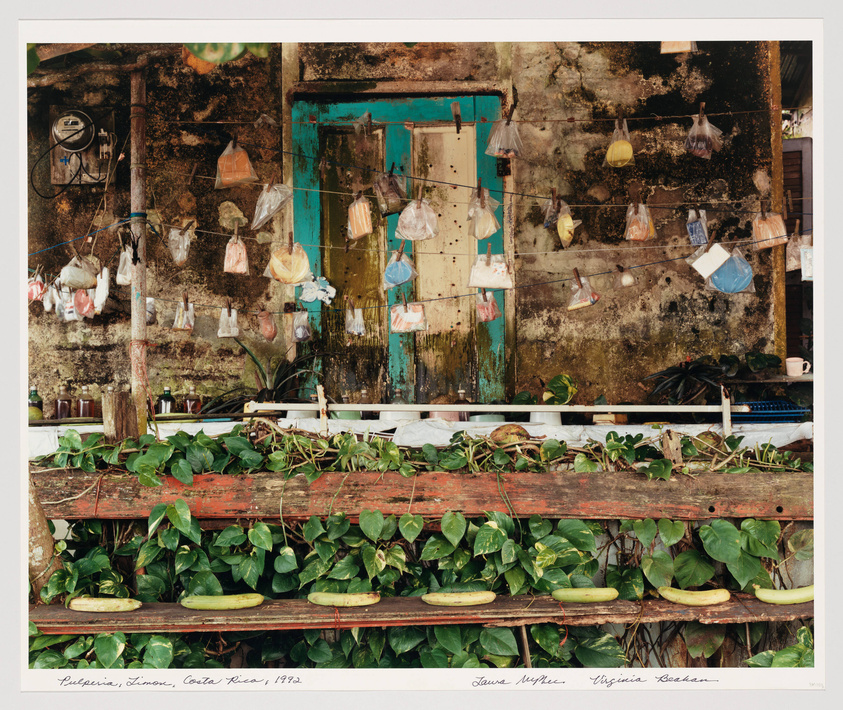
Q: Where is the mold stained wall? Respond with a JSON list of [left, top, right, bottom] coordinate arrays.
[[27, 42, 781, 412], [27, 46, 292, 417]]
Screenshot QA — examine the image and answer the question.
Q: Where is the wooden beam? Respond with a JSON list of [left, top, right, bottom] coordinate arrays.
[[30, 468, 814, 522], [28, 594, 813, 636]]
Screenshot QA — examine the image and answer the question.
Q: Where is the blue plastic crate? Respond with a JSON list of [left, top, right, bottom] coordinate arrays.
[[731, 400, 812, 423]]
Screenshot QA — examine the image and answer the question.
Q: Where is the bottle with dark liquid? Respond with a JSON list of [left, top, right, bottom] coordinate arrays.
[[77, 385, 95, 418], [184, 385, 201, 414], [28, 386, 43, 412], [156, 386, 176, 414], [455, 386, 471, 422], [359, 388, 376, 420], [56, 385, 72, 419]]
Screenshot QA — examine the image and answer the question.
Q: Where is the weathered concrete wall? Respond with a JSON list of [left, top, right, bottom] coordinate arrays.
[[27, 41, 780, 413]]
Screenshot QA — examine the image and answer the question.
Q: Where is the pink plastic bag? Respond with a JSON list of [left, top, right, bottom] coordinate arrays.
[[224, 234, 249, 274], [476, 290, 502, 322]]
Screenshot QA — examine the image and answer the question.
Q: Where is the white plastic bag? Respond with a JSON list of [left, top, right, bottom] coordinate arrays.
[[292, 310, 312, 342], [347, 193, 373, 240], [215, 140, 257, 189], [217, 305, 240, 337], [93, 267, 109, 314], [257, 307, 277, 341], [269, 241, 313, 285], [786, 230, 810, 272], [172, 296, 195, 332], [300, 276, 336, 305], [116, 246, 133, 285], [60, 255, 100, 290], [382, 248, 418, 290], [390, 302, 428, 333], [345, 304, 366, 336], [396, 199, 438, 241], [751, 211, 789, 250], [686, 209, 709, 246], [605, 118, 634, 167], [252, 182, 293, 230], [476, 290, 502, 322], [146, 297, 157, 325], [567, 271, 600, 311], [706, 248, 756, 294], [468, 251, 514, 289], [623, 203, 655, 242], [42, 283, 56, 312], [59, 286, 82, 321], [74, 289, 96, 319], [467, 187, 500, 240], [224, 234, 249, 274], [485, 114, 523, 158], [168, 225, 193, 265], [613, 265, 637, 289]]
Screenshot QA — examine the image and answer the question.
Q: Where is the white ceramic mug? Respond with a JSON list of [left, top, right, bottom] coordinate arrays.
[[785, 357, 811, 377]]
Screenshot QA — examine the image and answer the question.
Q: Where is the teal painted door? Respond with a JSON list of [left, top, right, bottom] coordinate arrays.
[[292, 96, 504, 405]]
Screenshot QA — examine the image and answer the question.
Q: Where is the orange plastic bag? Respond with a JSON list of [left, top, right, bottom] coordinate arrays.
[[215, 140, 257, 189]]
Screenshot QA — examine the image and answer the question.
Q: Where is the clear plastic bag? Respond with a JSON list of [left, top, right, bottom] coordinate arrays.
[[751, 211, 789, 250], [383, 248, 418, 290], [345, 304, 366, 336], [623, 203, 655, 242], [27, 272, 45, 302], [59, 286, 81, 322], [146, 297, 157, 325], [292, 310, 312, 342], [269, 241, 313, 285], [686, 209, 709, 246], [224, 234, 249, 274], [467, 187, 501, 240], [251, 182, 293, 230], [347, 193, 373, 240], [685, 115, 723, 159], [396, 198, 438, 241], [60, 255, 100, 290], [217, 306, 240, 337], [116, 246, 133, 285], [613, 265, 637, 289], [605, 118, 634, 167], [468, 251, 514, 289], [686, 242, 731, 279], [256, 307, 277, 341], [476, 290, 502, 322], [215, 140, 257, 189], [42, 283, 56, 312], [786, 230, 809, 272], [93, 267, 109, 314], [485, 116, 523, 158], [168, 225, 192, 265], [300, 276, 336, 305], [74, 289, 95, 319], [567, 272, 600, 311], [390, 302, 428, 333], [557, 209, 581, 249], [373, 171, 407, 217], [706, 248, 755, 293], [172, 297, 195, 332]]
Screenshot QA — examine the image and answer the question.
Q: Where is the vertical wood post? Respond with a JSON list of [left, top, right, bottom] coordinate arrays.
[[130, 69, 148, 434]]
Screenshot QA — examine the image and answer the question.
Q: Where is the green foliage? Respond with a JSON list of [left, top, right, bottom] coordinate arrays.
[[745, 627, 813, 668]]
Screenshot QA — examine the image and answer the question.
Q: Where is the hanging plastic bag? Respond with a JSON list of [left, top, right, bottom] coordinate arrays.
[[686, 209, 709, 246], [686, 242, 731, 280], [373, 169, 407, 217], [557, 203, 581, 248], [613, 265, 637, 289], [60, 255, 100, 290], [605, 118, 634, 167], [269, 240, 313, 285], [224, 233, 249, 274], [396, 198, 438, 241], [59, 286, 81, 322], [382, 247, 418, 290], [485, 111, 523, 158], [42, 283, 56, 312], [623, 203, 655, 242], [292, 310, 312, 343], [217, 305, 240, 337], [786, 226, 809, 272], [256, 307, 277, 341], [567, 270, 600, 311], [168, 223, 193, 265], [345, 302, 366, 336], [116, 245, 133, 285], [146, 297, 157, 325], [215, 140, 258, 189], [706, 248, 756, 294], [74, 289, 95, 319], [467, 186, 500, 240], [751, 210, 789, 250], [801, 246, 814, 280], [685, 114, 723, 159], [300, 276, 336, 305], [27, 272, 45, 302], [347, 192, 373, 240], [390, 301, 428, 333], [468, 250, 514, 289], [93, 267, 109, 314], [172, 295, 195, 332], [251, 182, 293, 230], [476, 290, 502, 322]]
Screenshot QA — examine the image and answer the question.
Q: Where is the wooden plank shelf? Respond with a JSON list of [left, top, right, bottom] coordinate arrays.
[[30, 468, 814, 522], [29, 595, 813, 635]]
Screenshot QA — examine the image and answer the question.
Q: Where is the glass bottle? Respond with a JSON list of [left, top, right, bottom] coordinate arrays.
[[455, 386, 471, 422], [77, 385, 95, 418], [184, 385, 201, 414], [56, 385, 72, 419], [28, 386, 43, 412], [359, 388, 376, 420], [156, 386, 176, 414]]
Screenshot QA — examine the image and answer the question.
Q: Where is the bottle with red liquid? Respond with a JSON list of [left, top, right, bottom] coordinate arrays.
[[184, 385, 201, 414], [56, 385, 72, 420], [77, 385, 95, 418]]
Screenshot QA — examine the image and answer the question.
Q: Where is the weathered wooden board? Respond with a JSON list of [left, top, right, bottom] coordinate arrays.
[[30, 468, 813, 521], [29, 594, 813, 635]]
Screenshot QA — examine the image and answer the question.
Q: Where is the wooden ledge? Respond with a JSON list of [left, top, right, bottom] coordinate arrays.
[[30, 468, 814, 522], [29, 594, 813, 636]]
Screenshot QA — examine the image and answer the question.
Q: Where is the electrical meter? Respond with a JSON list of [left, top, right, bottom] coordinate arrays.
[[51, 110, 96, 152]]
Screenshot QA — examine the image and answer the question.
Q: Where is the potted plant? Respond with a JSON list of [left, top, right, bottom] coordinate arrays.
[[512, 374, 578, 425]]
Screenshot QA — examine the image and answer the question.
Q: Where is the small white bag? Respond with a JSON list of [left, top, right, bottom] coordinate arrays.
[[116, 246, 133, 285], [60, 255, 100, 290], [217, 304, 240, 338], [93, 267, 109, 314], [467, 249, 514, 290]]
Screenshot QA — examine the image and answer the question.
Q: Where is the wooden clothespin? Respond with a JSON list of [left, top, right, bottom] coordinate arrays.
[[417, 184, 423, 206], [505, 101, 517, 126], [486, 242, 492, 266], [481, 287, 488, 302], [231, 136, 238, 149], [233, 222, 239, 238], [785, 189, 793, 222], [396, 239, 406, 261], [319, 157, 327, 181], [355, 190, 363, 202], [267, 171, 276, 190], [693, 206, 701, 222], [180, 219, 195, 235], [347, 295, 356, 311], [761, 199, 768, 220], [616, 264, 625, 274], [793, 219, 801, 237], [699, 102, 706, 121], [451, 102, 462, 134], [478, 178, 485, 209], [616, 107, 624, 132], [401, 292, 409, 313], [183, 292, 189, 310], [288, 231, 294, 252], [703, 234, 717, 253], [187, 162, 198, 186], [226, 298, 232, 316], [551, 187, 557, 207], [388, 162, 395, 177], [573, 268, 583, 288]]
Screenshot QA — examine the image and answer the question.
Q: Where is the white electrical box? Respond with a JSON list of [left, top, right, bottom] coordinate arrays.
[[49, 106, 115, 186]]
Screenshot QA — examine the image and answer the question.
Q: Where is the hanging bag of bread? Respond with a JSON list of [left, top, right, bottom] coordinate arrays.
[[224, 225, 249, 275], [373, 166, 407, 217], [468, 246, 514, 290], [396, 192, 439, 241], [476, 289, 502, 322], [467, 181, 501, 240], [605, 114, 634, 168], [172, 294, 195, 332], [485, 104, 523, 158], [390, 298, 428, 333], [168, 221, 195, 266], [567, 269, 600, 311], [751, 204, 789, 250], [269, 235, 313, 285], [347, 192, 373, 240], [685, 105, 723, 159], [215, 139, 258, 189], [623, 202, 655, 242]]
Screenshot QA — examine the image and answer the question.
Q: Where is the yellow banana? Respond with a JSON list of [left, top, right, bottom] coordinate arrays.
[[307, 592, 381, 607], [180, 593, 264, 610], [421, 591, 497, 606], [657, 586, 731, 606], [552, 587, 619, 603], [753, 584, 814, 605], [68, 597, 142, 613]]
